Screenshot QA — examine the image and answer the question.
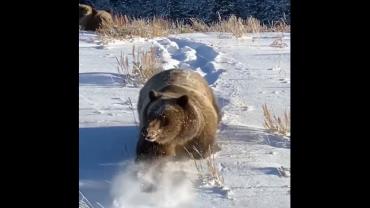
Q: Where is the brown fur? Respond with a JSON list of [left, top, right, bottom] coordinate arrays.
[[79, 4, 113, 31], [136, 69, 221, 161]]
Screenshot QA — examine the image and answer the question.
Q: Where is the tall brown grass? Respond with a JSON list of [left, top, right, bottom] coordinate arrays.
[[98, 15, 290, 40], [116, 45, 163, 85], [262, 104, 290, 136], [184, 145, 224, 187]]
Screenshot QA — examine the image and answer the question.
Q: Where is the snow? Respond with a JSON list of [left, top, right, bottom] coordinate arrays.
[[79, 31, 290, 207]]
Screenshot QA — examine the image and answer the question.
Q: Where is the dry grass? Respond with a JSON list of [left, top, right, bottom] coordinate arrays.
[[79, 191, 94, 208], [98, 15, 174, 40], [97, 15, 290, 40], [116, 50, 129, 75], [269, 19, 290, 33], [127, 97, 138, 125], [116, 45, 163, 85], [212, 15, 246, 37], [131, 46, 163, 84], [270, 37, 288, 48], [245, 16, 267, 33], [262, 104, 290, 136], [189, 18, 210, 32], [205, 146, 224, 187], [184, 145, 224, 187]]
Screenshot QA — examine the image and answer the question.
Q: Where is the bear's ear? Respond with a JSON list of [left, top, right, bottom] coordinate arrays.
[[177, 95, 188, 107], [91, 7, 98, 15], [149, 90, 161, 101]]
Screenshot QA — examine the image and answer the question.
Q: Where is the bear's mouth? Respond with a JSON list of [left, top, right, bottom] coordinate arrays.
[[145, 127, 161, 142], [145, 136, 157, 142]]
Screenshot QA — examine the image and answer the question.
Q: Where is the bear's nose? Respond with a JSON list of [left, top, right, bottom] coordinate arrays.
[[145, 136, 157, 142]]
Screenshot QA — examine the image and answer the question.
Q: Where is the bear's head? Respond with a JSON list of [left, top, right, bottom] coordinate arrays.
[[79, 4, 92, 19], [143, 90, 192, 145]]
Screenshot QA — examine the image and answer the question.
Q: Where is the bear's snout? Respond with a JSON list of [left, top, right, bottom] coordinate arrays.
[[145, 128, 161, 142], [145, 135, 157, 142]]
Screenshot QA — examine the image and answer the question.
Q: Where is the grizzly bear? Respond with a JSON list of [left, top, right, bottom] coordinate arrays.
[[79, 4, 113, 31], [136, 69, 221, 161]]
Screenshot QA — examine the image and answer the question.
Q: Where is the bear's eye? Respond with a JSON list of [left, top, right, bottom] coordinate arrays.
[[161, 117, 170, 127]]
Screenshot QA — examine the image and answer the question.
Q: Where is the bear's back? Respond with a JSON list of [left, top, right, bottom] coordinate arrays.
[[142, 69, 210, 95], [79, 5, 113, 31], [138, 69, 216, 123]]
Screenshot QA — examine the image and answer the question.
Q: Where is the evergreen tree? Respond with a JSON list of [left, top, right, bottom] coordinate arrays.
[[83, 0, 290, 24], [212, 0, 236, 20], [167, 0, 182, 20]]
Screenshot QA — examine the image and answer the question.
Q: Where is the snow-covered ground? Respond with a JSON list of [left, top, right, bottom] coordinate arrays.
[[79, 31, 290, 208]]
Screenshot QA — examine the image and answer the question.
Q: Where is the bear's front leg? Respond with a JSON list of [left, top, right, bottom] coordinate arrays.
[[164, 143, 177, 157], [135, 132, 168, 162]]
